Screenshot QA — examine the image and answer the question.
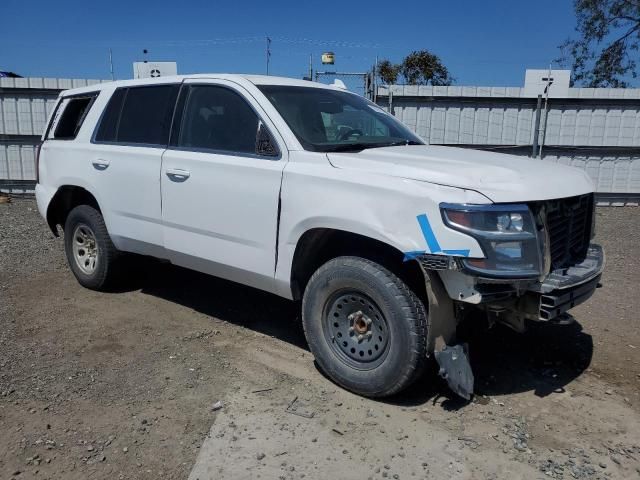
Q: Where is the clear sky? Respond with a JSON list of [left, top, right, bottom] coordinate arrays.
[[1, 0, 577, 86]]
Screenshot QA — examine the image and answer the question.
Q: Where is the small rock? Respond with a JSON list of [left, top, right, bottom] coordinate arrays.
[[257, 452, 266, 461], [122, 447, 128, 453], [605, 390, 613, 395], [211, 401, 223, 411], [599, 462, 607, 469], [87, 445, 94, 452]]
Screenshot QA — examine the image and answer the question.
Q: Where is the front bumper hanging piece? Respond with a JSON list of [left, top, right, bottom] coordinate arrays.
[[434, 343, 474, 400]]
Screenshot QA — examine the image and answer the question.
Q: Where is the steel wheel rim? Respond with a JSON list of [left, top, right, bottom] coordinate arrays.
[[72, 223, 98, 275], [323, 290, 390, 370]]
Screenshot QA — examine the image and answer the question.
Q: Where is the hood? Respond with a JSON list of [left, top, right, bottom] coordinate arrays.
[[327, 145, 594, 203]]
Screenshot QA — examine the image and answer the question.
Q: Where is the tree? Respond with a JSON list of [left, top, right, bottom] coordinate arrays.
[[400, 50, 453, 86], [561, 0, 640, 87], [376, 59, 401, 84]]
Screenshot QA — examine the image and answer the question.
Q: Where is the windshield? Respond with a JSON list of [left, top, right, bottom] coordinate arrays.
[[257, 85, 424, 152]]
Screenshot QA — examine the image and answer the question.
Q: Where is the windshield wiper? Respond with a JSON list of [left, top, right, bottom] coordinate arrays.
[[322, 143, 376, 152], [323, 140, 423, 153], [376, 140, 423, 147]]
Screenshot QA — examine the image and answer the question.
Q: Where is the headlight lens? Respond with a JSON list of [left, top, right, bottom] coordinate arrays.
[[441, 203, 542, 278]]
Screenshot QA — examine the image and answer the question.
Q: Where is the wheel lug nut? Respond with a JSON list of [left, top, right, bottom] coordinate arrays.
[[357, 334, 364, 342]]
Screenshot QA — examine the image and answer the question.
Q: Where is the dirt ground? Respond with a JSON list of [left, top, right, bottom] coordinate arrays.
[[1, 198, 639, 480]]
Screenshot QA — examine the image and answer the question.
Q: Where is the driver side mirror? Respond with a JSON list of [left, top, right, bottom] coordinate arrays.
[[255, 121, 279, 157]]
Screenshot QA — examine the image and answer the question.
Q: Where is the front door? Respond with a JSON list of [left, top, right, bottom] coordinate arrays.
[[160, 79, 286, 292]]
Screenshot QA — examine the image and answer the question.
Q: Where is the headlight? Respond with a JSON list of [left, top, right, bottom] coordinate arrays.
[[440, 203, 542, 278]]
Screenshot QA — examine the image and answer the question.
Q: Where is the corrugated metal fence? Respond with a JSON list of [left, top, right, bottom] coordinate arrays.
[[0, 77, 108, 192], [376, 85, 640, 199]]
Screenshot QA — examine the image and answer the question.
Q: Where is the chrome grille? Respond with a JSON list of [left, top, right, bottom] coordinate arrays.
[[544, 194, 593, 270]]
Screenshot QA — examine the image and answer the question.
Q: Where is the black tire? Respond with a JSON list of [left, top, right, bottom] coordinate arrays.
[[64, 205, 121, 291], [302, 256, 428, 397]]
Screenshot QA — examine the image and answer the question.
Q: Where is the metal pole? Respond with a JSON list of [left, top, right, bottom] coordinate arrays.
[[266, 37, 271, 75], [309, 53, 313, 80], [532, 94, 542, 158], [373, 55, 378, 103], [539, 65, 552, 159], [109, 48, 115, 81]]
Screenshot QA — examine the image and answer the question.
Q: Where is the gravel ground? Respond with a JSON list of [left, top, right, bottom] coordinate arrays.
[[0, 199, 66, 283], [1, 197, 639, 480]]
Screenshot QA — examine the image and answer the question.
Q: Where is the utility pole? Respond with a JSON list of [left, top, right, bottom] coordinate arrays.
[[539, 64, 554, 159], [108, 48, 114, 81], [373, 55, 379, 103], [308, 53, 313, 81], [266, 37, 272, 75]]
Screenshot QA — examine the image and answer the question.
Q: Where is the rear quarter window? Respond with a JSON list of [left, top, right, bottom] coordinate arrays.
[[94, 89, 126, 142], [51, 94, 98, 140]]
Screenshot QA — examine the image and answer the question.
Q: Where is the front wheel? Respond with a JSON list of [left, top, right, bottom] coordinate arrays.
[[302, 256, 428, 397]]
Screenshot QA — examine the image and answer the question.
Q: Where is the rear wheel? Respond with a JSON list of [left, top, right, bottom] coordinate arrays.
[[302, 256, 428, 397], [64, 205, 121, 290]]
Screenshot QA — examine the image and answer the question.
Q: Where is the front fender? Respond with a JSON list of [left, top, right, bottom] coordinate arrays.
[[273, 162, 490, 298]]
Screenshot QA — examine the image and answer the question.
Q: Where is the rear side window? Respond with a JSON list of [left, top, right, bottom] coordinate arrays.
[[53, 95, 97, 139], [94, 85, 179, 146], [94, 89, 126, 142]]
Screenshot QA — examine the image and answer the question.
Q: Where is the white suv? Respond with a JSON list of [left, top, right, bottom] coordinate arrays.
[[36, 74, 604, 399]]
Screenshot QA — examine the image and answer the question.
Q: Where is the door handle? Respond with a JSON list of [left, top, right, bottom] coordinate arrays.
[[165, 168, 191, 182], [92, 159, 110, 170]]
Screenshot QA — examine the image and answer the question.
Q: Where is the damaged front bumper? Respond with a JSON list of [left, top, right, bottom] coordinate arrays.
[[528, 244, 604, 320], [433, 243, 605, 322], [524, 244, 605, 321]]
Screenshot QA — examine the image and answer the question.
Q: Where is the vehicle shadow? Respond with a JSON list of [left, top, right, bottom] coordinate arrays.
[[131, 260, 594, 408], [133, 259, 308, 350]]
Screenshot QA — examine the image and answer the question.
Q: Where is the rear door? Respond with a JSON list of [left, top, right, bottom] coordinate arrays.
[[88, 83, 179, 254], [160, 79, 285, 292]]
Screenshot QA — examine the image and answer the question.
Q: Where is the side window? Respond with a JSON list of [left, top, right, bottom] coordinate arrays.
[[94, 88, 126, 142], [94, 85, 178, 145], [177, 85, 260, 155], [53, 95, 96, 139]]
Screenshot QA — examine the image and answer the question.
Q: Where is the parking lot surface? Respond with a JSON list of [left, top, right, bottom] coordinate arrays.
[[1, 198, 639, 479]]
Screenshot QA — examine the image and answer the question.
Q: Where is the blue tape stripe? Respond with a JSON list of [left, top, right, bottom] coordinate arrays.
[[403, 250, 425, 261], [442, 249, 470, 257], [416, 214, 441, 254]]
